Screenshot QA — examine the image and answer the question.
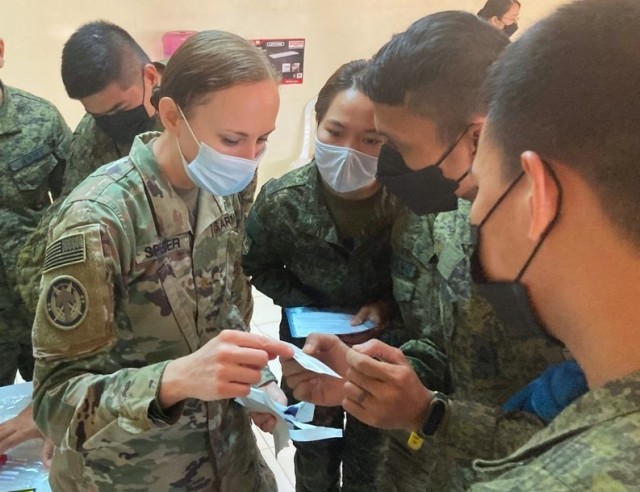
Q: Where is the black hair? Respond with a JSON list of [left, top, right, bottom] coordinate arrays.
[[361, 11, 509, 143], [315, 59, 368, 124], [478, 0, 521, 21], [485, 0, 640, 245], [61, 20, 150, 99]]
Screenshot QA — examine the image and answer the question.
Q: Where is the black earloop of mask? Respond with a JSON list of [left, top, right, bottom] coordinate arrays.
[[470, 160, 564, 344], [376, 126, 472, 216]]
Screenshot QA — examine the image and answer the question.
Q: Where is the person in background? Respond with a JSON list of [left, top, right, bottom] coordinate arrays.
[[282, 12, 578, 491], [16, 21, 256, 318], [31, 30, 292, 491], [478, 0, 521, 37], [0, 33, 71, 463], [243, 60, 410, 492], [15, 21, 162, 314]]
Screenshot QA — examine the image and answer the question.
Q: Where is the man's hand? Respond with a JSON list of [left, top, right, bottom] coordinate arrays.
[[341, 301, 392, 346], [0, 403, 43, 455], [342, 339, 431, 431], [250, 381, 287, 433], [280, 334, 349, 406], [159, 330, 294, 408]]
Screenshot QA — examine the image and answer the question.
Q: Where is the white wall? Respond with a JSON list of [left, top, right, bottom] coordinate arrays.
[[1, 0, 569, 186]]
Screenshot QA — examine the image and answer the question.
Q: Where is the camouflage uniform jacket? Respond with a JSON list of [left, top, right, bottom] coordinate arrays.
[[0, 83, 71, 294], [15, 112, 151, 311], [471, 370, 640, 491], [384, 199, 567, 491], [32, 134, 275, 492], [17, 112, 257, 314], [243, 161, 410, 346]]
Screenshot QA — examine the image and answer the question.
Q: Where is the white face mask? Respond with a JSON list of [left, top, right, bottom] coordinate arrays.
[[314, 137, 378, 193], [176, 106, 263, 197]]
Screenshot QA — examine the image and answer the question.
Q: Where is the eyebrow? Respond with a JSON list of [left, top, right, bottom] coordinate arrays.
[[324, 119, 379, 134], [223, 128, 277, 138]]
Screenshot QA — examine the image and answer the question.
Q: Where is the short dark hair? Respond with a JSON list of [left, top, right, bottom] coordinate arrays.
[[478, 0, 521, 20], [485, 0, 640, 245], [315, 59, 368, 124], [61, 21, 150, 99], [361, 11, 509, 143]]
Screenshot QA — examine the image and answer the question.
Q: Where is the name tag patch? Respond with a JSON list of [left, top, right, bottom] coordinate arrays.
[[212, 213, 236, 234], [45, 276, 89, 330], [392, 257, 418, 280], [144, 237, 182, 259], [43, 233, 86, 274], [8, 142, 53, 171]]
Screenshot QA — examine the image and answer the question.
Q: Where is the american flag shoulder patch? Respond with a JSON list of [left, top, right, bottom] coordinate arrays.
[[42, 233, 86, 274]]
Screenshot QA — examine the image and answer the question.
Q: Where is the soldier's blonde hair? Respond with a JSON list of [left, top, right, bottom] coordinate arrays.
[[153, 30, 278, 117]]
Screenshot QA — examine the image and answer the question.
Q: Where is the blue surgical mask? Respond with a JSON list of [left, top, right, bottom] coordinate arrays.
[[314, 137, 378, 193], [176, 105, 262, 196]]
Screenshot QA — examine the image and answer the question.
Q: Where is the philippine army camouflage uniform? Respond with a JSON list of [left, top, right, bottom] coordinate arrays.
[[16, 113, 257, 315], [381, 199, 567, 491], [243, 161, 411, 492], [0, 82, 71, 385], [32, 134, 273, 491], [471, 370, 640, 491]]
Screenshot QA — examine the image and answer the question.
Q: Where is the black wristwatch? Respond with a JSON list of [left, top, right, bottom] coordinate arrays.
[[407, 391, 449, 450]]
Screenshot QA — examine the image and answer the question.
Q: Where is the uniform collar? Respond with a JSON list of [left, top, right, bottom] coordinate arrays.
[[474, 370, 640, 473], [129, 134, 237, 239], [0, 83, 22, 136], [295, 162, 396, 248]]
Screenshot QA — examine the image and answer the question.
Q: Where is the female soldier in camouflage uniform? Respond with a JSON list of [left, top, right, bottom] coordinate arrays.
[[243, 60, 409, 492], [30, 30, 292, 491]]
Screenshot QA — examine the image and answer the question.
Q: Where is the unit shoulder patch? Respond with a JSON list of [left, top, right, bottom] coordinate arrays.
[[45, 275, 89, 330]]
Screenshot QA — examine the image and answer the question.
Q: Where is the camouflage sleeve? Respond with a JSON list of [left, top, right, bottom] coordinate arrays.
[[49, 109, 73, 198], [15, 200, 62, 313], [469, 472, 569, 491], [228, 196, 254, 326], [32, 202, 178, 450], [435, 399, 545, 465], [54, 109, 73, 161], [61, 119, 105, 196], [238, 170, 258, 218], [227, 197, 275, 387], [401, 337, 451, 393], [242, 189, 316, 307]]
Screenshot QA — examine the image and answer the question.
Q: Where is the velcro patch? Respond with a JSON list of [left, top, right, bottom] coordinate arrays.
[[212, 213, 237, 234], [392, 256, 418, 280], [43, 233, 86, 273], [45, 275, 89, 330]]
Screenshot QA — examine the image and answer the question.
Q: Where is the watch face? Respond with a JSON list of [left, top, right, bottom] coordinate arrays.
[[421, 393, 448, 436]]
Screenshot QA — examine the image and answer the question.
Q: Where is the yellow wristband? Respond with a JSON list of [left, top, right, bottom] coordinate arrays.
[[407, 431, 424, 451]]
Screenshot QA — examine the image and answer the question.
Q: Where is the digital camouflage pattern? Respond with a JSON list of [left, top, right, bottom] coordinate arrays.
[[471, 370, 640, 491], [243, 161, 411, 492], [381, 199, 567, 491], [0, 82, 71, 385], [16, 112, 257, 316], [16, 112, 146, 314], [32, 134, 273, 491]]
